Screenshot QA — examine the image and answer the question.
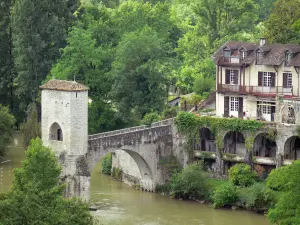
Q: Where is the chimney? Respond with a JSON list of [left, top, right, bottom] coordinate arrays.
[[260, 38, 266, 46]]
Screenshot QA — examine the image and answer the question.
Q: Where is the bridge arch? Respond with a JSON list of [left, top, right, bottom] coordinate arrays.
[[253, 133, 277, 158], [223, 131, 246, 156], [88, 147, 154, 192]]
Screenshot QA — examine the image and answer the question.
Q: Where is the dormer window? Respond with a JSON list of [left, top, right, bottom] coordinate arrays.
[[224, 50, 231, 58], [285, 52, 293, 66], [241, 51, 247, 60], [256, 50, 263, 64]]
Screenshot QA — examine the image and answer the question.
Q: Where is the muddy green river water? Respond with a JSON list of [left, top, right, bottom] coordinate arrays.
[[2, 136, 269, 225]]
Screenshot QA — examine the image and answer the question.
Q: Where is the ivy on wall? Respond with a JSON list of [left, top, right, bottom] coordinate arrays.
[[175, 112, 266, 154]]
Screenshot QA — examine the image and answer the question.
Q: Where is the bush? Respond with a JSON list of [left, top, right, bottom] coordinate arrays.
[[101, 153, 112, 175], [239, 183, 276, 212], [213, 183, 239, 208], [162, 106, 178, 119], [112, 167, 122, 180], [229, 163, 257, 187], [141, 111, 161, 125], [169, 162, 209, 200]]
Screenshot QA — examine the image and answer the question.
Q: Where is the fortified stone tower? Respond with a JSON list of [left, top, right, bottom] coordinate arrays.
[[40, 79, 90, 199]]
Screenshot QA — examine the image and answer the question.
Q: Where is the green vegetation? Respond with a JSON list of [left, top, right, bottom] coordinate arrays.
[[266, 160, 300, 224], [213, 183, 238, 208], [0, 105, 15, 157], [0, 138, 93, 224], [20, 103, 41, 147], [141, 111, 162, 125], [112, 167, 122, 180], [169, 162, 209, 200], [101, 153, 112, 175], [229, 163, 257, 187]]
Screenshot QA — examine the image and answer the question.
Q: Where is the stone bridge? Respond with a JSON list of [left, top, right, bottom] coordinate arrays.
[[86, 119, 186, 192]]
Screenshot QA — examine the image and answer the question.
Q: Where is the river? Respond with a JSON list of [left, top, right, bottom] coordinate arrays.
[[2, 136, 269, 225]]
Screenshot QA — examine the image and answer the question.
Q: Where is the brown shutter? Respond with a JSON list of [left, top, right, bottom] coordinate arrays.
[[225, 70, 230, 84], [271, 72, 276, 87], [234, 70, 239, 84], [238, 97, 243, 118], [283, 73, 288, 88], [258, 72, 263, 86], [224, 96, 229, 117]]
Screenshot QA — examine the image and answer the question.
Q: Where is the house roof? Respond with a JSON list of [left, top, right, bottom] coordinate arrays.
[[40, 79, 89, 92], [212, 40, 300, 66]]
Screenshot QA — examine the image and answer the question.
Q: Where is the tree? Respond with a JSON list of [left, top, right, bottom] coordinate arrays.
[[0, 104, 15, 157], [264, 0, 300, 44], [20, 103, 41, 147], [0, 0, 14, 109], [111, 26, 169, 120], [266, 160, 300, 225], [0, 138, 93, 225], [11, 0, 79, 110]]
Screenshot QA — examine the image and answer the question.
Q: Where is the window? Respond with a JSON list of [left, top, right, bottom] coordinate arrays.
[[224, 50, 231, 58], [287, 73, 292, 88], [262, 104, 271, 114], [230, 70, 235, 84], [241, 51, 246, 60], [263, 72, 272, 87], [256, 52, 263, 63], [285, 53, 293, 62], [230, 97, 239, 112]]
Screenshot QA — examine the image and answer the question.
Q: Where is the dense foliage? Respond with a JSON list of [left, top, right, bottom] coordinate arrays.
[[0, 0, 280, 130], [169, 162, 209, 200], [0, 138, 93, 225], [0, 105, 15, 157], [266, 160, 300, 224], [228, 163, 257, 187], [213, 183, 238, 208], [102, 153, 112, 175]]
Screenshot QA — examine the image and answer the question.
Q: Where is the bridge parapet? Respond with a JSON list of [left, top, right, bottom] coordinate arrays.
[[88, 118, 175, 140]]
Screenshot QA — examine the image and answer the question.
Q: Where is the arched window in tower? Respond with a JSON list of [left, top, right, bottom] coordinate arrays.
[[49, 122, 63, 141]]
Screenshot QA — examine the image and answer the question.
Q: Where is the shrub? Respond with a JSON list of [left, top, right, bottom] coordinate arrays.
[[112, 167, 122, 180], [239, 182, 276, 212], [141, 111, 161, 125], [169, 162, 209, 200], [213, 183, 239, 208], [229, 163, 257, 187], [162, 106, 178, 119], [101, 153, 112, 175]]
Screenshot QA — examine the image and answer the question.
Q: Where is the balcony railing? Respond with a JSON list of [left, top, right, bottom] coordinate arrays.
[[219, 56, 241, 65], [218, 84, 293, 96]]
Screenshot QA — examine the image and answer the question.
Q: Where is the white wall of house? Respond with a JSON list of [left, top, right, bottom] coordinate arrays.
[[216, 93, 224, 117]]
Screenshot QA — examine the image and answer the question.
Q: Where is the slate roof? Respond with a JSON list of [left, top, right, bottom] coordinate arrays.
[[40, 79, 89, 92], [212, 41, 300, 66]]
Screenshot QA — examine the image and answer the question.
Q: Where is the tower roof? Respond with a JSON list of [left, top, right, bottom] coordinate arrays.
[[40, 79, 88, 92]]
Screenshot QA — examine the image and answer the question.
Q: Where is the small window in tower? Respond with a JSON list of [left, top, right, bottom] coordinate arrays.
[[76, 92, 78, 98]]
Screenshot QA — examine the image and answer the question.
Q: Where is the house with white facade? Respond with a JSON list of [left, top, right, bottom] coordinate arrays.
[[213, 38, 300, 123]]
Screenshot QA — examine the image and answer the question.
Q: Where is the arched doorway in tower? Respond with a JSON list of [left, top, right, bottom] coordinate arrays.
[[49, 122, 63, 141], [223, 131, 246, 156], [284, 136, 300, 160]]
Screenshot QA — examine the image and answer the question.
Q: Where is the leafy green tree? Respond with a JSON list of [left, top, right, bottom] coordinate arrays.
[[111, 26, 169, 120], [20, 103, 41, 147], [12, 0, 79, 110], [141, 111, 161, 125], [102, 153, 112, 175], [0, 0, 14, 109], [229, 163, 257, 187], [266, 160, 300, 224], [264, 0, 300, 43], [0, 138, 93, 225], [0, 104, 15, 157], [193, 76, 215, 95]]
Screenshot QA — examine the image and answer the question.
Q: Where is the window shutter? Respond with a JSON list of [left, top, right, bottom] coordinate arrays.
[[224, 97, 229, 117], [238, 97, 243, 118], [283, 73, 288, 88], [225, 70, 230, 84], [258, 72, 263, 86], [234, 70, 239, 84], [271, 72, 276, 87]]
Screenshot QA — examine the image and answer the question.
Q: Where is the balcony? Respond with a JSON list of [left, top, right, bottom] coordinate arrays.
[[218, 84, 293, 96], [218, 56, 241, 66]]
